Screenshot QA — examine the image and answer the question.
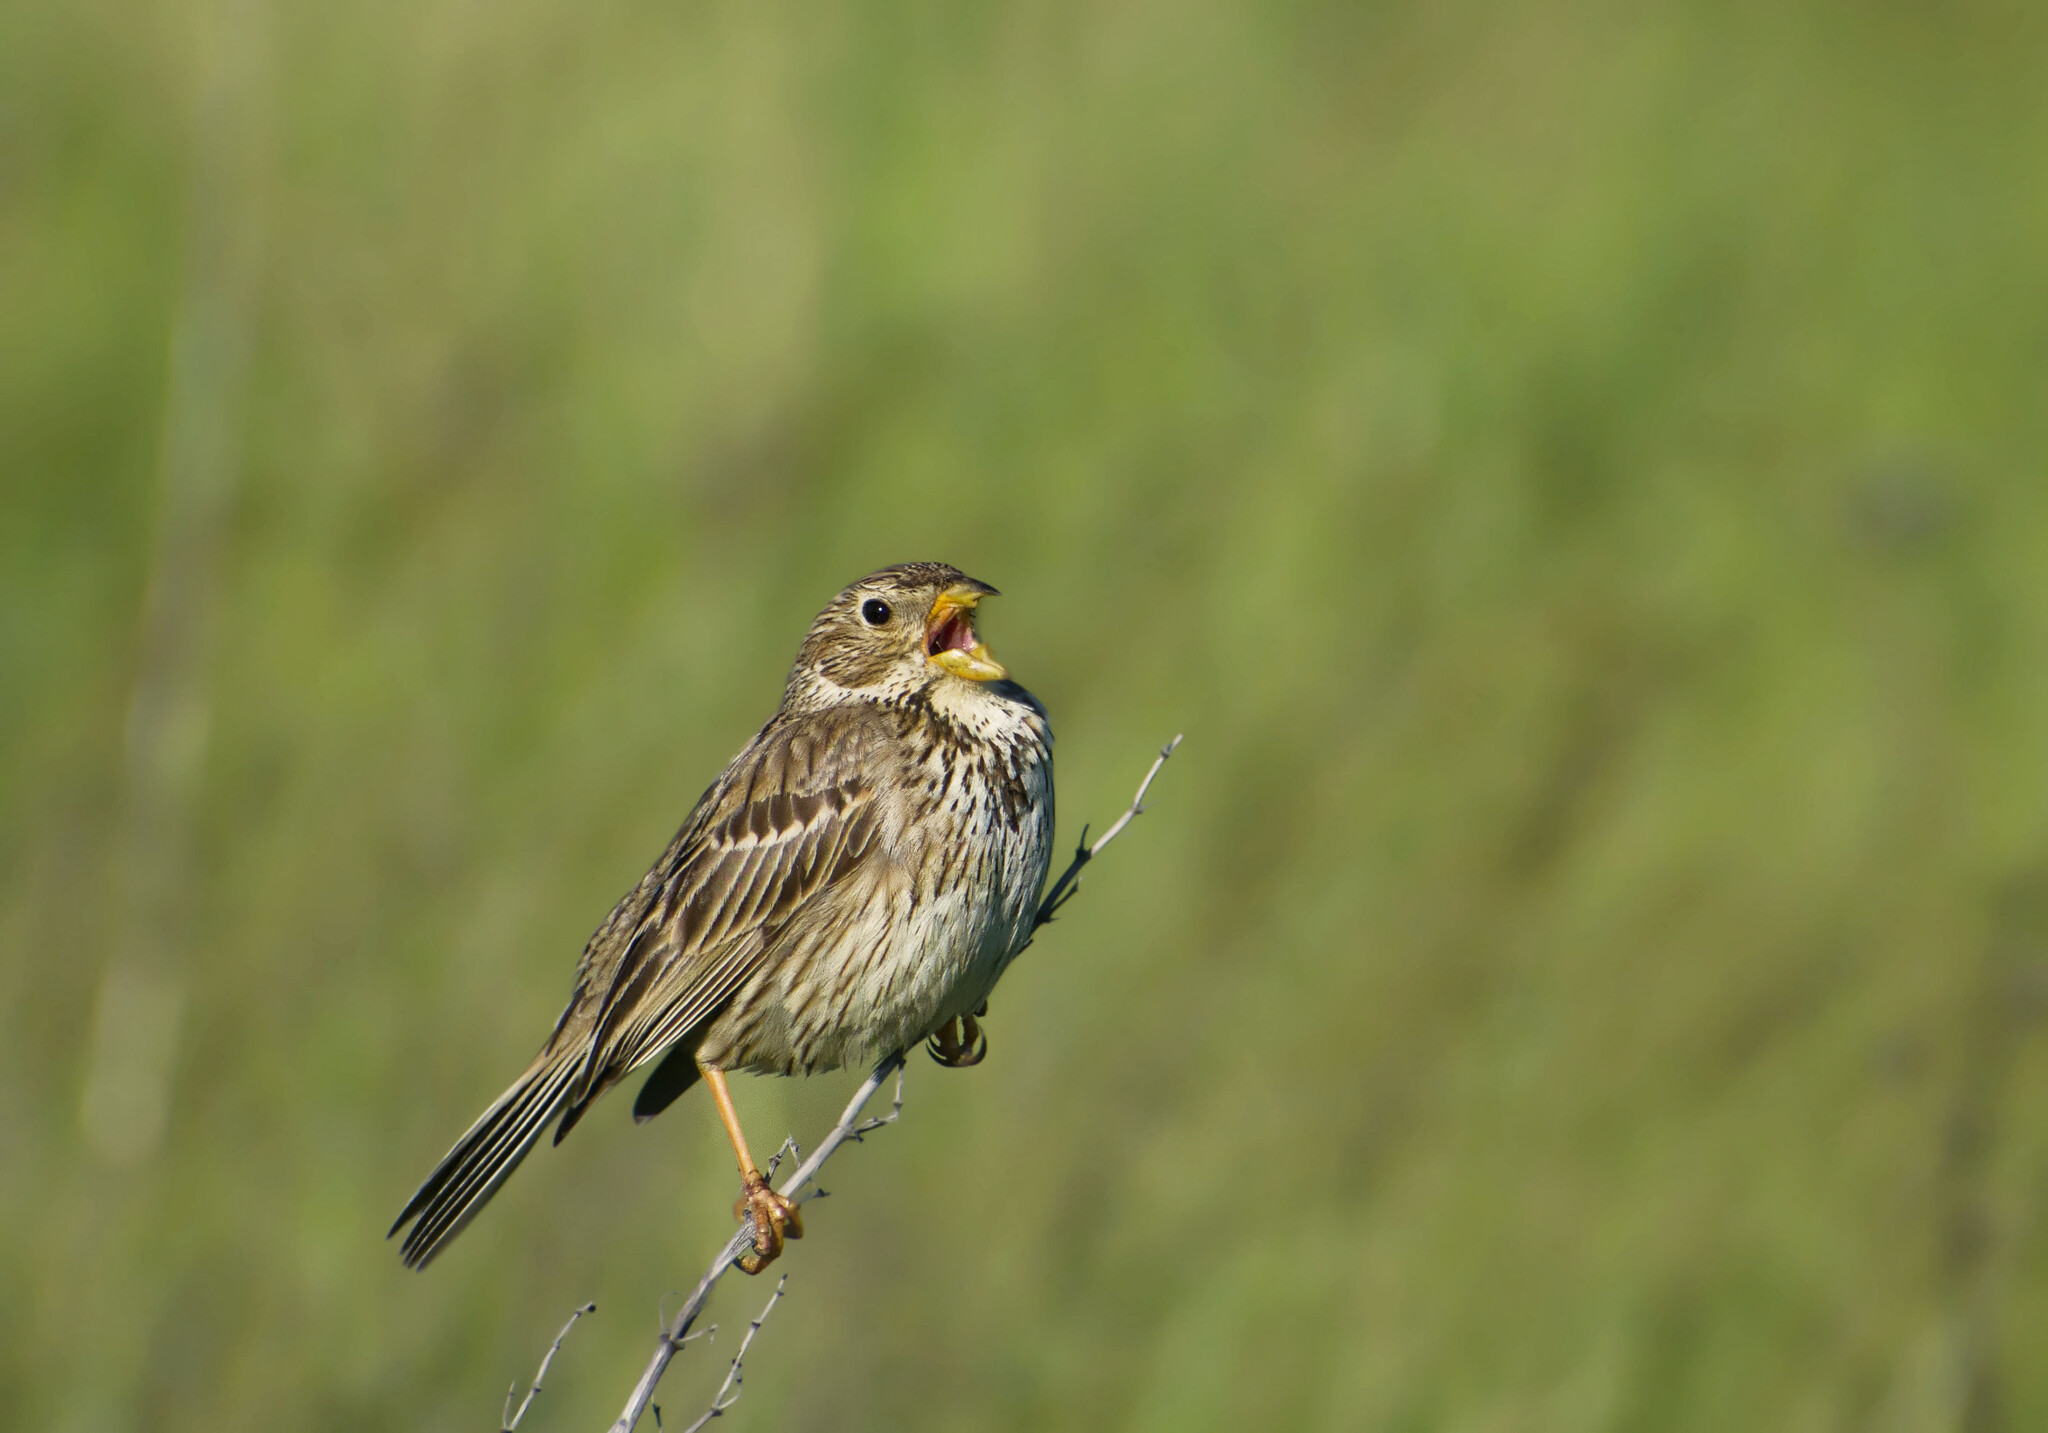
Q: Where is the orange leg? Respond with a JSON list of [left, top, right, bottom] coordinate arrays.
[[699, 1062, 803, 1274]]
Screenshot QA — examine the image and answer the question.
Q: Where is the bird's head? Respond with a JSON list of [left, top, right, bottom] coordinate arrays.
[[785, 563, 1011, 710]]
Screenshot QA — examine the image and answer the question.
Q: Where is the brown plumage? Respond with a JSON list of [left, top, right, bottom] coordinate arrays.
[[389, 563, 1054, 1270]]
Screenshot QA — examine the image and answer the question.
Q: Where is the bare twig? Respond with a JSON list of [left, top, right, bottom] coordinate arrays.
[[594, 733, 1178, 1431], [676, 1276, 787, 1433], [1032, 733, 1183, 932], [503, 1302, 596, 1431], [651, 1296, 715, 1348], [607, 1054, 907, 1433]]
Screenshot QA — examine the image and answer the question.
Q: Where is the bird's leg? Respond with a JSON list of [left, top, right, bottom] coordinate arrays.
[[698, 1062, 802, 1274]]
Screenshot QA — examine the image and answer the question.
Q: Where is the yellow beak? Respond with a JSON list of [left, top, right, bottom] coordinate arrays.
[[926, 586, 1008, 682]]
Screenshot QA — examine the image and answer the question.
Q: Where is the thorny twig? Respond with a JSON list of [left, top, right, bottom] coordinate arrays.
[[650, 1299, 715, 1351], [929, 735, 1184, 1064], [676, 1277, 787, 1433], [502, 1302, 595, 1431], [1032, 734, 1183, 933], [607, 1056, 906, 1433], [581, 735, 1178, 1431]]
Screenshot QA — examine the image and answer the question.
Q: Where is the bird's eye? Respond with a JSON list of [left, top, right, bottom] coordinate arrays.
[[860, 598, 892, 626]]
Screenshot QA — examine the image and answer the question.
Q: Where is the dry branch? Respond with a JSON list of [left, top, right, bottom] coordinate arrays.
[[675, 1276, 787, 1433], [574, 734, 1182, 1432], [1031, 733, 1182, 933], [606, 1058, 905, 1433], [504, 1303, 596, 1431]]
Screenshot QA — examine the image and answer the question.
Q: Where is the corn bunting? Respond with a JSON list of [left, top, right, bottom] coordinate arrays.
[[390, 564, 1054, 1271]]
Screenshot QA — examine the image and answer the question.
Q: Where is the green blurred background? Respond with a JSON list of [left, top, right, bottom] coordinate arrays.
[[8, 0, 2048, 1428]]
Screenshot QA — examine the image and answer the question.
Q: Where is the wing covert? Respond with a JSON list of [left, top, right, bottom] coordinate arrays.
[[561, 726, 885, 1110]]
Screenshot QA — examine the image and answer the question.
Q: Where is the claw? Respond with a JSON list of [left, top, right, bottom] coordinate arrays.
[[733, 1170, 802, 1274], [956, 1013, 988, 1065], [926, 1014, 989, 1068]]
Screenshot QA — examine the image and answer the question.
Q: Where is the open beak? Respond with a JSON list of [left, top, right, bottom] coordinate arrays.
[[925, 585, 1007, 682]]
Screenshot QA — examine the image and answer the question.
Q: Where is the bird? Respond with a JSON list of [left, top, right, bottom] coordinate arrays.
[[389, 563, 1055, 1273]]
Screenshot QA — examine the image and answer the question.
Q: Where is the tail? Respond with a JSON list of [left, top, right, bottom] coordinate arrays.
[[388, 1048, 581, 1269]]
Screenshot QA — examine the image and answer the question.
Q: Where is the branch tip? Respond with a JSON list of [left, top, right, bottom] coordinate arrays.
[[1029, 734, 1181, 936], [502, 1300, 596, 1430]]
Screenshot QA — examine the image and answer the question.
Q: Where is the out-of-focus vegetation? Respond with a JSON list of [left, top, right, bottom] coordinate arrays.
[[8, 0, 2048, 1428]]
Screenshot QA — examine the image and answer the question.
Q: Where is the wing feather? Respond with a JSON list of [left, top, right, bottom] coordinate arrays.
[[555, 719, 885, 1119]]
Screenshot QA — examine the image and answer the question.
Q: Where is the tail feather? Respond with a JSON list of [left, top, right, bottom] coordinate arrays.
[[389, 1051, 580, 1269]]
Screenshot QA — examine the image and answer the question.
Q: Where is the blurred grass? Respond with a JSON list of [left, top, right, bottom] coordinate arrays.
[[7, 0, 2048, 1428]]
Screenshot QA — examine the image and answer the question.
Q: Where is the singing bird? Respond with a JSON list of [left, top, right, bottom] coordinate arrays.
[[390, 564, 1054, 1272]]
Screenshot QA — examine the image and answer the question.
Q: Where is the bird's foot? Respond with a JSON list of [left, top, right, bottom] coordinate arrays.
[[927, 1012, 988, 1068], [733, 1169, 802, 1275]]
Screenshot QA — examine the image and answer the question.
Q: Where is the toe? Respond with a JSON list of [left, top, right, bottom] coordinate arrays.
[[746, 1210, 783, 1268]]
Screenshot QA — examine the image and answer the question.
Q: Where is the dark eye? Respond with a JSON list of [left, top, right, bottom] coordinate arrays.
[[860, 598, 892, 626]]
